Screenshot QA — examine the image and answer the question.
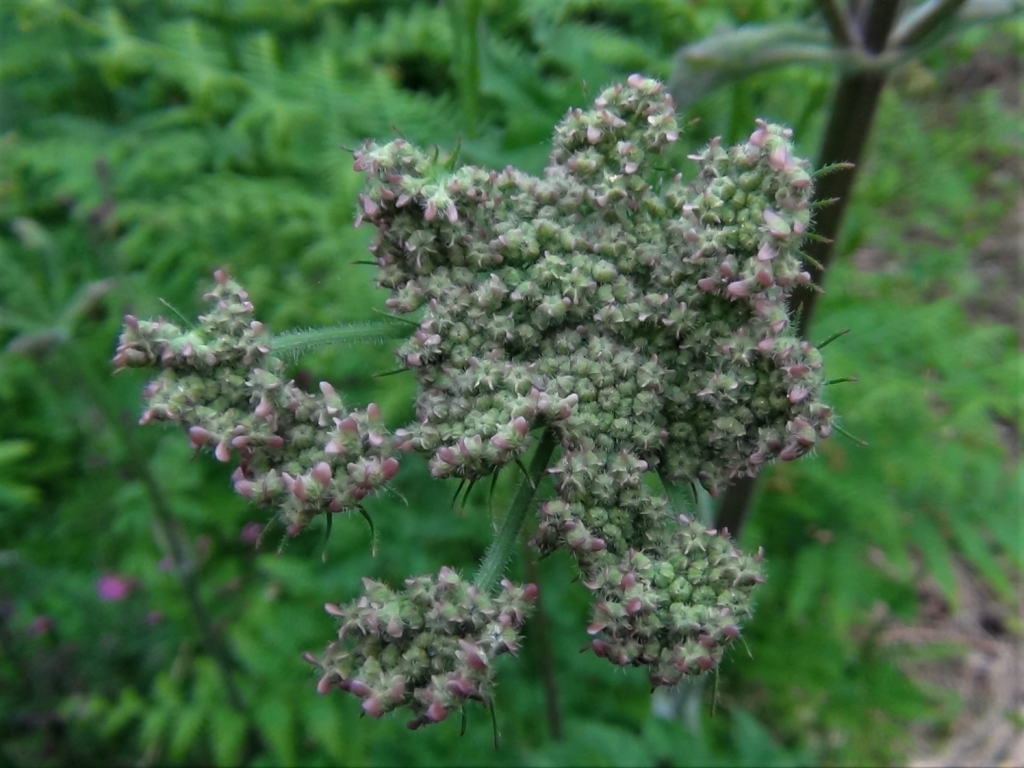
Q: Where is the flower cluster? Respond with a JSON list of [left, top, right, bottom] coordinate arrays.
[[309, 568, 536, 728], [112, 270, 399, 535], [115, 74, 835, 728], [350, 74, 831, 688]]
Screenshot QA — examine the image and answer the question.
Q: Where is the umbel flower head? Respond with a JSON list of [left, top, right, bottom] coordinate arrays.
[[116, 74, 836, 730], [112, 270, 399, 535], [310, 568, 537, 729], [346, 74, 831, 692]]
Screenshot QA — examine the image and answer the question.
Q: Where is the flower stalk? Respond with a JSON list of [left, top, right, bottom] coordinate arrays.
[[474, 428, 557, 593]]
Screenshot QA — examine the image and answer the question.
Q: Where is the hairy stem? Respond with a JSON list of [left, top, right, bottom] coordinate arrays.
[[474, 428, 557, 593], [268, 320, 410, 362]]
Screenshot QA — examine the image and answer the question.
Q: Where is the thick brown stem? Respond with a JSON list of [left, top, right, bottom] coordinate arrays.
[[714, 0, 897, 536]]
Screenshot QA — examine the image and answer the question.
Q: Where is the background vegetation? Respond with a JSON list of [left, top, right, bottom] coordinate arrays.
[[1, 1, 1020, 765]]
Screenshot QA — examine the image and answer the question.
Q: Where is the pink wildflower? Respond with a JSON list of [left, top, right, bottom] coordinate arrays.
[[97, 574, 133, 603]]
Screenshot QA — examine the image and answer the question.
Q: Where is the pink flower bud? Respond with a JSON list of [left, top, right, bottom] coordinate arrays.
[[188, 426, 213, 449], [362, 697, 385, 718], [348, 680, 372, 699], [756, 243, 777, 262], [696, 656, 716, 672], [769, 145, 789, 171], [697, 277, 718, 293], [458, 639, 488, 671], [446, 678, 474, 698], [426, 702, 448, 723], [311, 462, 332, 485], [234, 480, 256, 499], [763, 209, 791, 238], [726, 281, 750, 299], [381, 457, 400, 481], [779, 445, 802, 462], [336, 417, 359, 434]]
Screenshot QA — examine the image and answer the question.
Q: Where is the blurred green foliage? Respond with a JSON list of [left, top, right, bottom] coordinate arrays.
[[1, 1, 1020, 766]]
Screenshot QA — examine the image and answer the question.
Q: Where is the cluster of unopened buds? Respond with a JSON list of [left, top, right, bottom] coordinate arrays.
[[308, 568, 537, 728], [116, 74, 834, 731], [111, 270, 399, 536]]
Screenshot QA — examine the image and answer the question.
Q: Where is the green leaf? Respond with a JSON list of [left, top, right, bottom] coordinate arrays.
[[209, 709, 247, 767], [944, 509, 1014, 601], [255, 698, 296, 765], [0, 440, 34, 465], [303, 696, 350, 763], [102, 688, 145, 739], [669, 23, 848, 110], [138, 706, 171, 753], [909, 515, 960, 611], [786, 545, 827, 622], [168, 705, 207, 763]]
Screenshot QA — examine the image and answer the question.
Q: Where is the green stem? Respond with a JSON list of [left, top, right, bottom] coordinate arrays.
[[474, 428, 557, 593], [449, 0, 483, 139], [890, 0, 969, 50], [464, 0, 482, 139], [815, 0, 858, 47], [268, 320, 410, 362]]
